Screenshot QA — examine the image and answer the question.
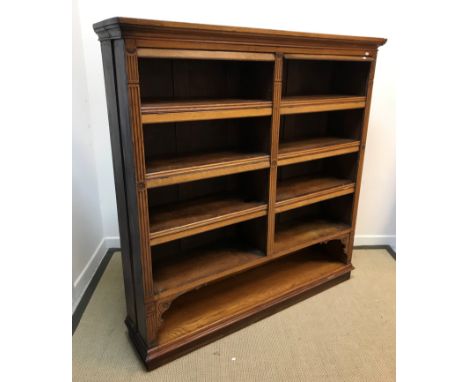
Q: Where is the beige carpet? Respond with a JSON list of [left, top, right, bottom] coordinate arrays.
[[73, 249, 395, 381]]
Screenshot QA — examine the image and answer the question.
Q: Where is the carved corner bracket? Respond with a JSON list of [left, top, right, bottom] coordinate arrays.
[[155, 299, 172, 333], [145, 292, 185, 346], [319, 235, 350, 263]]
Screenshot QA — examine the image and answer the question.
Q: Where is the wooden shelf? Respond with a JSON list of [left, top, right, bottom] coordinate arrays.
[[276, 177, 355, 213], [278, 137, 360, 166], [145, 151, 270, 188], [153, 241, 264, 299], [149, 195, 267, 245], [274, 219, 351, 256], [280, 95, 366, 115], [158, 249, 352, 345], [141, 99, 273, 124]]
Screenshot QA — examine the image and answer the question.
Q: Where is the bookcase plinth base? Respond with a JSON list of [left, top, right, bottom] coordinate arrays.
[[126, 270, 352, 370]]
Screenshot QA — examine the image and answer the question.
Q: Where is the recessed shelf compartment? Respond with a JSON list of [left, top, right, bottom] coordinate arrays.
[[283, 59, 371, 97], [152, 219, 267, 299], [274, 195, 353, 256], [280, 58, 370, 115], [139, 57, 274, 123], [276, 153, 358, 212], [278, 108, 364, 165], [147, 170, 269, 245], [144, 117, 271, 187], [157, 244, 352, 345]]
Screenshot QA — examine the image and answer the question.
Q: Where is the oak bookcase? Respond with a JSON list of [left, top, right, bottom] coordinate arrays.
[[93, 17, 386, 370]]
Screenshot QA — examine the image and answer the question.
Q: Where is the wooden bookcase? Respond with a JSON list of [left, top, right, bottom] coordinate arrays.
[[93, 17, 386, 370]]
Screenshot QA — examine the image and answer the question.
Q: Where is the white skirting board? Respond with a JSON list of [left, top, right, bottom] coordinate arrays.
[[353, 235, 396, 250], [72, 236, 120, 313]]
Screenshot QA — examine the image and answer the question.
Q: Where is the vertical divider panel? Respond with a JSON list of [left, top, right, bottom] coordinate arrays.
[[348, 55, 378, 262], [266, 53, 283, 255]]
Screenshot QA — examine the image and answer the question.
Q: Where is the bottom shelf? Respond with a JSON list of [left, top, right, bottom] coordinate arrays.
[[274, 219, 351, 256], [153, 240, 264, 297], [158, 248, 351, 345]]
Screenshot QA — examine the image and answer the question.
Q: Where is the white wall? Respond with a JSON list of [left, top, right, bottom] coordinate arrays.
[[72, 0, 118, 312], [72, 0, 396, 308], [355, 48, 396, 249]]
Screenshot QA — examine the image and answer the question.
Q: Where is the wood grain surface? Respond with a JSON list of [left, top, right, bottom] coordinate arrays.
[[94, 17, 385, 369]]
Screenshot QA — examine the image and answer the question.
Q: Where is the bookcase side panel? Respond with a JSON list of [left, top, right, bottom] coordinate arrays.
[[349, 55, 379, 261], [113, 38, 154, 344], [99, 39, 137, 329]]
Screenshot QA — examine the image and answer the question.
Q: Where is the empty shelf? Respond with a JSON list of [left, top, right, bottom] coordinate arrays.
[[141, 99, 273, 123], [149, 196, 268, 245], [280, 95, 366, 115], [158, 249, 352, 345], [146, 151, 270, 188], [278, 137, 360, 166], [153, 241, 264, 299], [276, 177, 355, 213], [274, 219, 351, 256]]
